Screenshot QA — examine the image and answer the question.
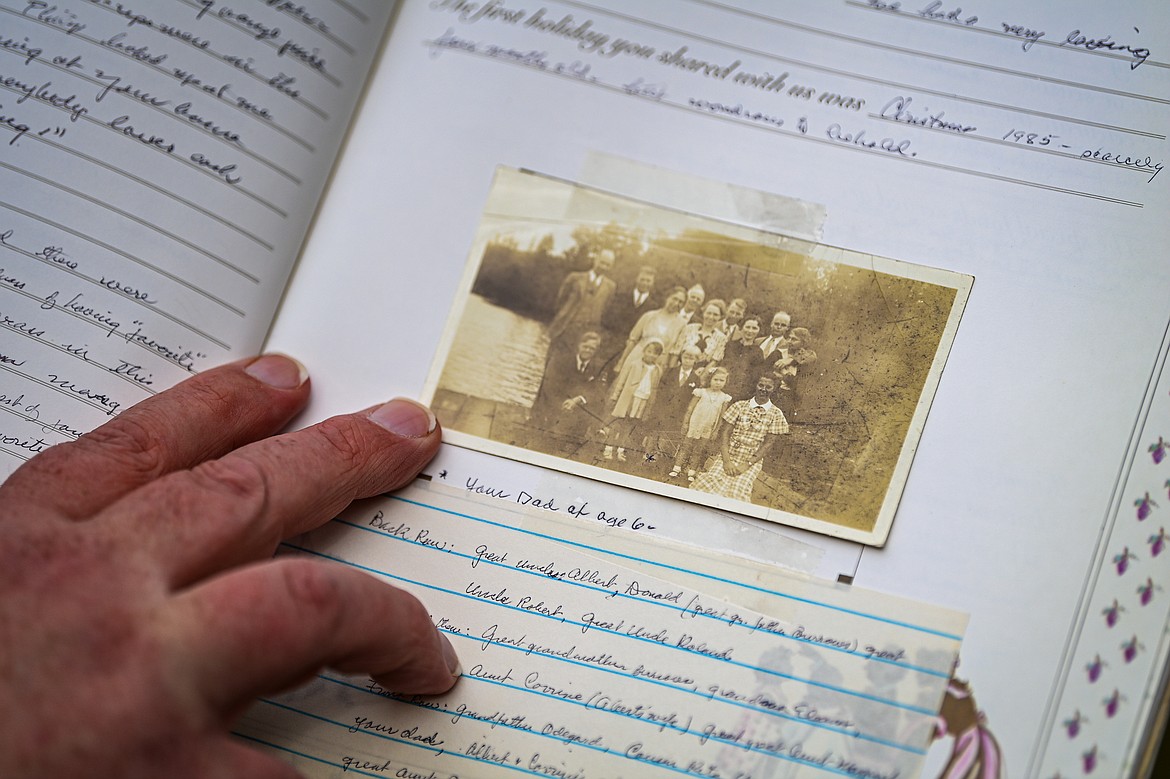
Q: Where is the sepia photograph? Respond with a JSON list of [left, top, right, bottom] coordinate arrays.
[[423, 168, 972, 545]]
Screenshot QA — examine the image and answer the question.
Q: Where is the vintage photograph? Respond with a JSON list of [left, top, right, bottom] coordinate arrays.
[[424, 169, 971, 545]]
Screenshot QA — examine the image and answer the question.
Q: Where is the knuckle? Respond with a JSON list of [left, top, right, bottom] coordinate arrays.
[[280, 559, 345, 618], [363, 586, 435, 678], [303, 414, 438, 499], [311, 416, 372, 475], [186, 456, 270, 506], [73, 414, 171, 480], [181, 458, 272, 543], [406, 607, 438, 656], [179, 376, 238, 419], [375, 438, 436, 490], [390, 587, 430, 632], [389, 588, 436, 654], [133, 458, 277, 567]]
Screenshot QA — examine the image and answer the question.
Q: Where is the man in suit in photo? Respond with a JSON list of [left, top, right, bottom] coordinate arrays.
[[641, 344, 702, 474], [528, 331, 606, 455], [755, 310, 792, 364], [546, 249, 617, 351], [650, 344, 702, 428], [601, 264, 657, 375], [678, 283, 706, 324], [721, 297, 747, 340], [604, 264, 658, 341]]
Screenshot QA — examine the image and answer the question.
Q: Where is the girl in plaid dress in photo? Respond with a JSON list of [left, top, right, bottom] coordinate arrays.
[[692, 374, 788, 502]]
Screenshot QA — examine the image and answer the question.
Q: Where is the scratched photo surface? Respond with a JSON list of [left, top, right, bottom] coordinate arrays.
[[424, 169, 970, 545]]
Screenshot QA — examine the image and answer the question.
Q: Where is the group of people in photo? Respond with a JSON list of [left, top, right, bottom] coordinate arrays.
[[526, 248, 819, 504]]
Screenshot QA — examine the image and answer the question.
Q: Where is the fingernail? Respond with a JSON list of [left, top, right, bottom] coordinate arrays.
[[368, 398, 436, 437], [439, 632, 462, 678], [244, 353, 307, 389]]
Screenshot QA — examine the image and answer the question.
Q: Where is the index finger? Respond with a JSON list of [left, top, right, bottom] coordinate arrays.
[[1, 355, 310, 520], [107, 398, 440, 587]]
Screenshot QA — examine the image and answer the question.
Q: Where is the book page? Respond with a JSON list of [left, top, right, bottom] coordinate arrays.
[[264, 1, 1170, 775], [1036, 324, 1170, 778], [0, 0, 395, 478], [235, 482, 967, 779]]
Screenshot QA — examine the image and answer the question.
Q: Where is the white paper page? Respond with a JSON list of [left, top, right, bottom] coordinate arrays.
[[236, 483, 966, 779], [263, 1, 1170, 776], [0, 0, 395, 478], [1032, 325, 1170, 778]]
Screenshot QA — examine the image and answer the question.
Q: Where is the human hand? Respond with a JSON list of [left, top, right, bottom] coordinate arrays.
[[0, 354, 459, 779]]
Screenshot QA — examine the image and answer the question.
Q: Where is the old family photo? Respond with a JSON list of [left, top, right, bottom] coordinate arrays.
[[426, 170, 970, 544]]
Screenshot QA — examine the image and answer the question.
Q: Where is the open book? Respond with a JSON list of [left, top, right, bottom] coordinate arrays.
[[3, 1, 1168, 777]]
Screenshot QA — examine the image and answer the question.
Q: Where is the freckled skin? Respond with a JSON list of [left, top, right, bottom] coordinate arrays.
[[0, 356, 458, 779]]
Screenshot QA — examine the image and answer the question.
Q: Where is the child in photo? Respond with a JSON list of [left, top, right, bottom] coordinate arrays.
[[774, 347, 817, 390], [671, 367, 733, 482], [601, 338, 664, 462], [773, 346, 817, 425]]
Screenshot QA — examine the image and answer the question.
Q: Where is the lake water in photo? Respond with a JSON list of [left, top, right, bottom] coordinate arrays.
[[437, 294, 548, 407]]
